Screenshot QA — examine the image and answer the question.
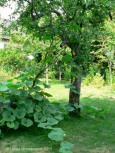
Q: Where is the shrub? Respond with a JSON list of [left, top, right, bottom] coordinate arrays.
[[48, 71, 56, 79], [63, 67, 71, 81], [91, 73, 105, 88], [82, 75, 92, 86], [112, 83, 115, 91]]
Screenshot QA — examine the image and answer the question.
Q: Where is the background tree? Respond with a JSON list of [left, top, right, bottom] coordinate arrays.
[[2, 0, 114, 116]]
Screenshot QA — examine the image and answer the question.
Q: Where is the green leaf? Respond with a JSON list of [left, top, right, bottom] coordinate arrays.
[[44, 92, 53, 97], [44, 56, 53, 65], [26, 81, 33, 86], [59, 141, 75, 153], [48, 129, 63, 141], [71, 72, 78, 77], [33, 49, 43, 55], [47, 117, 59, 125], [21, 118, 33, 127], [6, 107, 14, 113], [10, 88, 21, 95], [2, 111, 15, 122], [0, 86, 8, 92], [69, 62, 77, 67], [34, 113, 46, 123], [52, 128, 65, 135], [42, 106, 51, 116], [38, 123, 52, 129], [65, 84, 76, 89], [32, 93, 43, 101], [18, 99, 25, 104], [35, 105, 42, 112], [0, 96, 5, 102], [34, 112, 42, 122], [48, 105, 57, 114], [73, 24, 81, 31], [84, 105, 99, 113], [43, 83, 51, 88], [4, 99, 10, 103], [29, 86, 41, 93], [25, 104, 33, 113], [62, 55, 72, 62], [74, 103, 82, 109], [55, 114, 64, 121], [7, 122, 15, 128], [13, 121, 19, 129], [39, 99, 50, 107], [72, 89, 80, 95], [66, 106, 75, 112], [13, 108, 26, 119], [41, 35, 51, 40], [19, 89, 28, 97]]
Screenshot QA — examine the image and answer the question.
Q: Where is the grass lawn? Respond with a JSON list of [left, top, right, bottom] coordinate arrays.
[[0, 79, 115, 153]]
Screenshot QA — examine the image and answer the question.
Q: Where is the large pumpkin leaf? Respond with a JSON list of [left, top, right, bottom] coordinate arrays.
[[35, 105, 42, 112], [0, 86, 9, 92], [32, 93, 43, 101], [48, 131, 63, 141], [21, 118, 33, 127], [10, 88, 21, 95], [48, 105, 57, 114], [25, 81, 33, 86], [38, 123, 52, 129], [39, 99, 50, 107], [29, 86, 41, 93], [66, 106, 75, 112], [13, 108, 26, 119], [13, 121, 19, 130], [65, 84, 76, 89], [19, 89, 28, 97], [2, 111, 15, 122], [42, 106, 51, 117], [34, 112, 46, 123], [47, 117, 59, 125], [7, 122, 15, 128], [25, 104, 33, 113], [18, 99, 25, 104], [55, 114, 64, 121]]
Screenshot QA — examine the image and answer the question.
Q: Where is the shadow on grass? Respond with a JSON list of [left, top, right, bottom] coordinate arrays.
[[42, 79, 69, 85], [1, 96, 115, 153]]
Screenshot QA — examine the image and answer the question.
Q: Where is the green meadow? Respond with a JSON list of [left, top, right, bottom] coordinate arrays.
[[0, 80, 115, 153]]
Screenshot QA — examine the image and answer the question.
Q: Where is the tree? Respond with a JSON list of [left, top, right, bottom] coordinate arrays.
[[2, 0, 114, 116]]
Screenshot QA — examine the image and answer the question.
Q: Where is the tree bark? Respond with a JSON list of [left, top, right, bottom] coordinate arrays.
[[69, 66, 82, 116], [69, 45, 82, 117]]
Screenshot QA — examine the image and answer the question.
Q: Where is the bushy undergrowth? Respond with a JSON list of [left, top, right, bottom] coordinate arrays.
[[83, 73, 105, 88], [0, 68, 77, 152]]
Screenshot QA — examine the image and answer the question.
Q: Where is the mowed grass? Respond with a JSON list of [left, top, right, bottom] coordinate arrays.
[[0, 79, 115, 153]]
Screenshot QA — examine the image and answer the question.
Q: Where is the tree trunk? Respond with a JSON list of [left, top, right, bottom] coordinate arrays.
[[59, 68, 62, 81], [46, 64, 49, 85], [69, 66, 82, 116]]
